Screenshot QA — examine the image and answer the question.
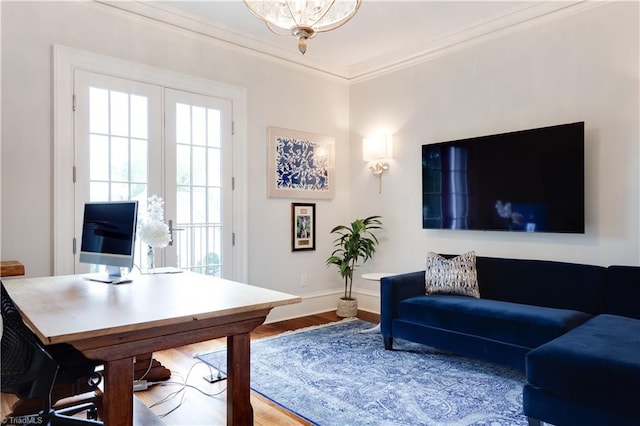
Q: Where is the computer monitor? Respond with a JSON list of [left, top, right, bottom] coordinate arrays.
[[79, 200, 139, 282]]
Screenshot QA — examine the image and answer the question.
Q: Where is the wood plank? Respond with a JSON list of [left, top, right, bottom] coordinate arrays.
[[76, 315, 268, 361], [0, 261, 24, 277], [72, 310, 271, 353]]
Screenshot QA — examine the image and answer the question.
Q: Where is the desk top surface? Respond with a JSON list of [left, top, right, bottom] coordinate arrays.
[[3, 272, 300, 345]]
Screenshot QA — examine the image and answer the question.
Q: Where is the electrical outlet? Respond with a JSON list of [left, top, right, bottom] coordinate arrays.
[[300, 273, 308, 287]]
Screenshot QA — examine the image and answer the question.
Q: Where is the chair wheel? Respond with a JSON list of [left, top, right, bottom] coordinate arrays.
[[87, 406, 98, 420]]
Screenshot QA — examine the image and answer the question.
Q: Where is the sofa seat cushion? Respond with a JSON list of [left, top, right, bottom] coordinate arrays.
[[398, 295, 592, 349], [526, 314, 640, 412]]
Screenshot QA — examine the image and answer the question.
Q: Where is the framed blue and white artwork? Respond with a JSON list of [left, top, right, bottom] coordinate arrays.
[[267, 127, 335, 199]]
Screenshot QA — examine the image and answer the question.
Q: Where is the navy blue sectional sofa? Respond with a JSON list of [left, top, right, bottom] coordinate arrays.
[[380, 256, 640, 426]]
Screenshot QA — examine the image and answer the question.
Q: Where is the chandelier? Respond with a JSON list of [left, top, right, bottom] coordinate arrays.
[[243, 0, 362, 54]]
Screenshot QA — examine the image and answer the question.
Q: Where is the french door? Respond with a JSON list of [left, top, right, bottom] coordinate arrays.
[[164, 89, 233, 276], [73, 70, 233, 276]]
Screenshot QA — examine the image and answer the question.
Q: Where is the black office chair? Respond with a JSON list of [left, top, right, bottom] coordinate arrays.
[[1, 282, 103, 425]]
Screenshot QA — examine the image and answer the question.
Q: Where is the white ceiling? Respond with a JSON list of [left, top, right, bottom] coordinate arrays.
[[100, 1, 586, 82]]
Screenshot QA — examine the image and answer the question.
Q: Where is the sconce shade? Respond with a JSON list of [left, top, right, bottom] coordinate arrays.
[[363, 134, 393, 193], [363, 134, 393, 161]]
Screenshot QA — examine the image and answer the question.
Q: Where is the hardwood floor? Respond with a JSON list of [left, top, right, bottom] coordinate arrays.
[[135, 310, 379, 425]]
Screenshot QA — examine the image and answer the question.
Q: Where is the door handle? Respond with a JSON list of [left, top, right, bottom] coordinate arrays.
[[168, 220, 185, 246]]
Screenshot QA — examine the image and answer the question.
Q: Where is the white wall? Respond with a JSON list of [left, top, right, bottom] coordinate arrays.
[[0, 1, 350, 318], [349, 0, 640, 293]]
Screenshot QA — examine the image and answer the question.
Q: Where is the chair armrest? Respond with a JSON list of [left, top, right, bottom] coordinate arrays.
[[380, 271, 425, 336]]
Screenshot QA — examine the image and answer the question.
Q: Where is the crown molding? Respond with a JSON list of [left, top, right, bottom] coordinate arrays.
[[348, 1, 603, 83], [95, 0, 603, 85], [95, 0, 352, 83]]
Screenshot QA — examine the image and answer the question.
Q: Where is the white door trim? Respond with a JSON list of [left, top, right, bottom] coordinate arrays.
[[53, 45, 248, 282]]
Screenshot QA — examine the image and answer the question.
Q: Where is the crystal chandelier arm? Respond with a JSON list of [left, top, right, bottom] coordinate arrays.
[[264, 21, 299, 37], [291, 0, 338, 30], [314, 0, 361, 33], [283, 0, 306, 28]]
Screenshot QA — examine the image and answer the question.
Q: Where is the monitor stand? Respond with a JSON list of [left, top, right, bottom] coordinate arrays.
[[85, 266, 132, 284]]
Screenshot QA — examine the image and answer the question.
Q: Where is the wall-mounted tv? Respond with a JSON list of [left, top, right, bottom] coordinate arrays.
[[422, 122, 585, 233]]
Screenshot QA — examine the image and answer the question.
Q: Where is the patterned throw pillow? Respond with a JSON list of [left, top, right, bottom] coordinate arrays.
[[425, 251, 480, 298]]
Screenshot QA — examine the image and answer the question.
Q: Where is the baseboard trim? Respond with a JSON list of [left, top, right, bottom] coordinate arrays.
[[265, 288, 380, 323]]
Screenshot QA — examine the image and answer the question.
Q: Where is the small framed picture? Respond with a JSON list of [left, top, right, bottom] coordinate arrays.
[[291, 203, 316, 251]]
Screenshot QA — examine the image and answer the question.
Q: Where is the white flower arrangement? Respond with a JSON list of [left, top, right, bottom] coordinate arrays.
[[138, 194, 171, 248]]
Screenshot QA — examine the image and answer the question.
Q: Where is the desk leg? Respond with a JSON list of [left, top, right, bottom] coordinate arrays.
[[227, 332, 253, 426], [103, 357, 134, 426]]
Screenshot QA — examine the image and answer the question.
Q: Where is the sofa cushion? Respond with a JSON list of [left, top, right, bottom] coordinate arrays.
[[526, 314, 640, 412], [474, 256, 604, 314], [398, 295, 592, 349], [425, 251, 480, 298]]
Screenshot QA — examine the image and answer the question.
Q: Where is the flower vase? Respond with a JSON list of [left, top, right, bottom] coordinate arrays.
[[147, 245, 155, 273]]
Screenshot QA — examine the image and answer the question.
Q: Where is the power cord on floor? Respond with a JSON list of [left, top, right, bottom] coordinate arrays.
[[131, 353, 157, 391], [135, 353, 155, 381], [202, 357, 226, 384], [146, 360, 227, 418]]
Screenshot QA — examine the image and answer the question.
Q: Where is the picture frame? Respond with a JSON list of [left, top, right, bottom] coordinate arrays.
[[291, 203, 316, 251], [267, 127, 335, 199]]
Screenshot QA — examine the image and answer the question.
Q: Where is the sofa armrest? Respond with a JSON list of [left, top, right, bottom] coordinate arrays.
[[380, 271, 425, 336]]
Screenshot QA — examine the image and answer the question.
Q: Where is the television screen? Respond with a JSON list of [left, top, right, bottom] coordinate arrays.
[[422, 122, 584, 233]]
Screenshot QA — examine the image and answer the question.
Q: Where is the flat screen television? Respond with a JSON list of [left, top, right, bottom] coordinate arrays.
[[422, 122, 584, 233], [79, 200, 139, 281]]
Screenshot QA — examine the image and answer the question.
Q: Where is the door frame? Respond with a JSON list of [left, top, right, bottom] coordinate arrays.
[[53, 45, 248, 282]]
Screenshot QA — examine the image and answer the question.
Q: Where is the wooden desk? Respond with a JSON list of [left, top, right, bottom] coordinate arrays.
[[3, 272, 300, 426]]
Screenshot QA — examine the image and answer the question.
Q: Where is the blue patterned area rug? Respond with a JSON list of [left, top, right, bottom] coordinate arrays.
[[197, 319, 527, 425]]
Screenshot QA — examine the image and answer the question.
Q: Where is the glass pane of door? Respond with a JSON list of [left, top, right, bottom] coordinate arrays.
[[88, 88, 149, 203], [74, 71, 162, 273], [164, 90, 233, 277]]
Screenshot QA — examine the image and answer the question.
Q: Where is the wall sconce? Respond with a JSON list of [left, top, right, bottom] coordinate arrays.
[[363, 134, 393, 193]]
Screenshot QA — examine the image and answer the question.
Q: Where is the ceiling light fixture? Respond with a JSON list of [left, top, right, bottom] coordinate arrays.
[[243, 0, 362, 54]]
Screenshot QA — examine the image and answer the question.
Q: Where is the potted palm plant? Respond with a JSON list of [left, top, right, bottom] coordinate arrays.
[[326, 216, 383, 317]]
